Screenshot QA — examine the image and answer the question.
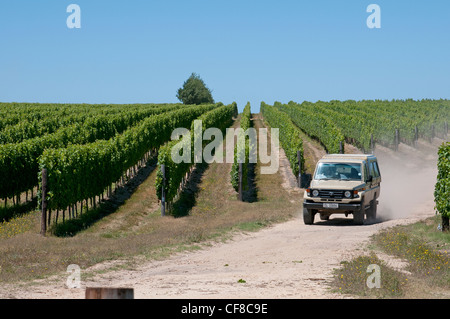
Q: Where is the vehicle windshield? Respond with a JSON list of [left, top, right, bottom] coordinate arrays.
[[314, 162, 362, 181]]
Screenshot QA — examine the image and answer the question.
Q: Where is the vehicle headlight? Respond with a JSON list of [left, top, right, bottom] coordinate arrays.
[[344, 191, 352, 198], [312, 190, 319, 197]]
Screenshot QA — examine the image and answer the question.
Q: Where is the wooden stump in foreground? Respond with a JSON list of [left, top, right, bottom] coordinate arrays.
[[85, 287, 134, 299]]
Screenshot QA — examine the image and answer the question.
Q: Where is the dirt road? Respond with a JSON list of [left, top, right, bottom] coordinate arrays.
[[1, 201, 435, 299], [0, 136, 441, 299]]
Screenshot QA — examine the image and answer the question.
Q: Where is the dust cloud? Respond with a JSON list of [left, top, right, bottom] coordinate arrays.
[[375, 145, 439, 221]]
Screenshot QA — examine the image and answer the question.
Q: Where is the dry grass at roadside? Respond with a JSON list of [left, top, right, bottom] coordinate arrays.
[[331, 216, 450, 298], [332, 253, 408, 298], [373, 217, 450, 293]]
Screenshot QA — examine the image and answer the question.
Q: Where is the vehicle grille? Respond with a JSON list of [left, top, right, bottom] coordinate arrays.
[[318, 190, 345, 199]]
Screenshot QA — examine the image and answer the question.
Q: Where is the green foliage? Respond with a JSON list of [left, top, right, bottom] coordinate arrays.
[[274, 101, 345, 154], [38, 104, 218, 210], [274, 99, 450, 151], [155, 138, 192, 204], [0, 103, 190, 200], [435, 142, 450, 218], [176, 73, 215, 105], [240, 102, 252, 132], [231, 102, 252, 192], [230, 145, 250, 192], [155, 103, 237, 203], [0, 103, 179, 143], [261, 102, 304, 177]]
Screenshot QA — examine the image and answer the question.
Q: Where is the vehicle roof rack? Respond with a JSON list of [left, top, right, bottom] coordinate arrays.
[[321, 154, 376, 160]]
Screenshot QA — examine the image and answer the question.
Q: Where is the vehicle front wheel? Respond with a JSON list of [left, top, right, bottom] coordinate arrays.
[[353, 206, 365, 225], [303, 207, 315, 225]]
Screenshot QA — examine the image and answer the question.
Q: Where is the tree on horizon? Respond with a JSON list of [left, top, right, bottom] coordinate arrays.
[[176, 73, 214, 105]]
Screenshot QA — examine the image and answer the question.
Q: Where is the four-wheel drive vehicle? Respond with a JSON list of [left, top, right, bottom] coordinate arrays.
[[303, 154, 381, 225]]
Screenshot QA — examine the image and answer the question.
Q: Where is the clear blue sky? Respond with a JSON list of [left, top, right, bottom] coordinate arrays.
[[1, 0, 449, 112]]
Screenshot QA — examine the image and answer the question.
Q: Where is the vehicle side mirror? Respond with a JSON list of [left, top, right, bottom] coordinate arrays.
[[301, 173, 312, 188], [366, 176, 373, 183]]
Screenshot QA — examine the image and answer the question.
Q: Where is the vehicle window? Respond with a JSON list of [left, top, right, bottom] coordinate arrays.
[[372, 161, 380, 177], [314, 162, 362, 181], [374, 161, 380, 177], [369, 161, 376, 177]]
